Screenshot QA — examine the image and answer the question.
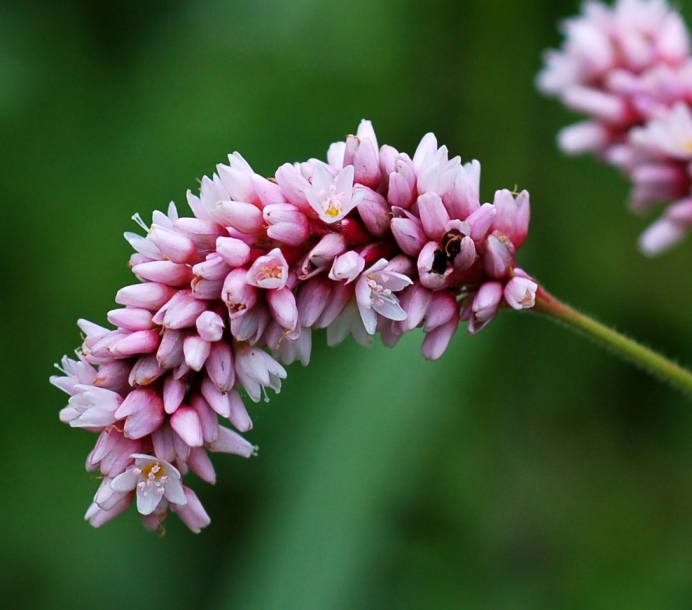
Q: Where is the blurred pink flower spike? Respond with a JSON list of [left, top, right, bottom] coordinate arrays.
[[538, 0, 692, 254]]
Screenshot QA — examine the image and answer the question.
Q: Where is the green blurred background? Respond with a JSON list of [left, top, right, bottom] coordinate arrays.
[[3, 0, 692, 607]]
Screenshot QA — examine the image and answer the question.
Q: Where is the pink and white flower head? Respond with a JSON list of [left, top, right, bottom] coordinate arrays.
[[540, 0, 692, 253], [52, 120, 535, 532]]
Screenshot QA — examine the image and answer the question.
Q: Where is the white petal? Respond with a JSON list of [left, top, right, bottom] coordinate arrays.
[[111, 470, 138, 493], [163, 478, 188, 506], [372, 299, 408, 322], [358, 303, 378, 335], [136, 487, 164, 515]]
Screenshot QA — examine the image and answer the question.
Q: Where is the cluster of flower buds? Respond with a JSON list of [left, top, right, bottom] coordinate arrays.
[[537, 0, 692, 254], [52, 120, 535, 533]]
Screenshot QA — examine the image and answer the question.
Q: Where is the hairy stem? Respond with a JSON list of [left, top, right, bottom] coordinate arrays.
[[533, 285, 692, 396]]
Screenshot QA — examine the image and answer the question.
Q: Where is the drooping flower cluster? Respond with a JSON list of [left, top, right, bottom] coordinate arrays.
[[537, 0, 692, 254], [52, 120, 535, 533]]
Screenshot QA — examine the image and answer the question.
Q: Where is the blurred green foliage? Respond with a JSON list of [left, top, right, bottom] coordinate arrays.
[[2, 0, 692, 608]]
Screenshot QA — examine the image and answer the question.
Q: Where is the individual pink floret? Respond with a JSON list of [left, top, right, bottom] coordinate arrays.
[[111, 454, 187, 516], [305, 164, 365, 223]]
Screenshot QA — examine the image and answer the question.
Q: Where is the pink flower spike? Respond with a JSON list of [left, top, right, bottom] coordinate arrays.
[[504, 276, 537, 310], [111, 454, 187, 516], [246, 248, 289, 290], [305, 164, 364, 223], [171, 487, 211, 533], [54, 119, 538, 532], [356, 259, 413, 335]]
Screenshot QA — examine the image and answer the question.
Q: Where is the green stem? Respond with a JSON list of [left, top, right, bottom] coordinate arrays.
[[533, 285, 692, 396]]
